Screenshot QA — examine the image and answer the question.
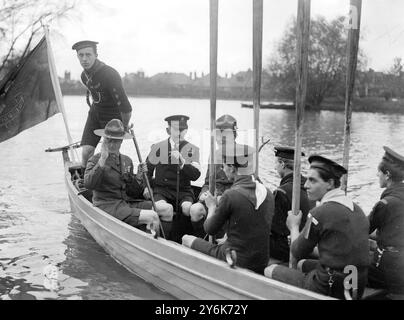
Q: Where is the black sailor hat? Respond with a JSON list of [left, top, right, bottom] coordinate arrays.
[[308, 154, 347, 179], [382, 146, 404, 167], [274, 145, 305, 160], [72, 40, 99, 51]]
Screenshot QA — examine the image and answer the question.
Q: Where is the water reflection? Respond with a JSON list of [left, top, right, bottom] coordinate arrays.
[[60, 216, 174, 300], [1, 96, 404, 299]]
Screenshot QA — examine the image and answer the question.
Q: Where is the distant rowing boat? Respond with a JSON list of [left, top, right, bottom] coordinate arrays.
[[241, 102, 295, 110]]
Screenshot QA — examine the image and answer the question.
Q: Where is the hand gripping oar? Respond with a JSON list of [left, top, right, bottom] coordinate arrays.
[[129, 125, 166, 239]]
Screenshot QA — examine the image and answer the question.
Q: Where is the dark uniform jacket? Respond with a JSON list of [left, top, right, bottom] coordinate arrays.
[[291, 191, 369, 298], [203, 175, 275, 273], [200, 148, 233, 197], [369, 182, 404, 249], [269, 173, 312, 261], [81, 59, 132, 115], [146, 138, 201, 191], [271, 173, 312, 237], [84, 153, 146, 221], [368, 182, 404, 294]]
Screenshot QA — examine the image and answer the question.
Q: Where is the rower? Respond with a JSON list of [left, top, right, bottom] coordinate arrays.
[[145, 115, 201, 243], [368, 146, 404, 297], [270, 146, 313, 263], [265, 155, 369, 299], [83, 119, 173, 234], [189, 114, 237, 238], [182, 144, 274, 275]]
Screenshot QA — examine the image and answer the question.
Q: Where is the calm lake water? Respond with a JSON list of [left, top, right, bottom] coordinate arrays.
[[1, 95, 404, 300]]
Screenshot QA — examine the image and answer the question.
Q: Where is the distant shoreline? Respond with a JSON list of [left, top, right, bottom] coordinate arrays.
[[63, 93, 404, 114]]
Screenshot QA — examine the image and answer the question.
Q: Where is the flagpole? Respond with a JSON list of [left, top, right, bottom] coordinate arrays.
[[44, 25, 78, 162]]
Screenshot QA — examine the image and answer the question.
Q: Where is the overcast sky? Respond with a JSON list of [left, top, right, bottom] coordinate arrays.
[[48, 0, 404, 80]]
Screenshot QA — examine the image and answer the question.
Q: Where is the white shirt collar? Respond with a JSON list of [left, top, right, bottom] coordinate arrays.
[[320, 188, 354, 211], [169, 138, 181, 149]]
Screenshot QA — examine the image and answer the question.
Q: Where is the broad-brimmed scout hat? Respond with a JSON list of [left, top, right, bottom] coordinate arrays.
[[94, 119, 133, 140]]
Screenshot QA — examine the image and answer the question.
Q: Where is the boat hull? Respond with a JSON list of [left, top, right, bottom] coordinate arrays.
[[65, 161, 330, 300]]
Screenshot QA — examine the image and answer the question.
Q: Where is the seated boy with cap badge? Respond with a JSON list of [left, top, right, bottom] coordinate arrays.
[[83, 119, 173, 235], [368, 146, 404, 297], [145, 115, 201, 242], [265, 155, 369, 299], [182, 144, 275, 275], [189, 114, 238, 238], [270, 146, 313, 263], [72, 40, 132, 169]]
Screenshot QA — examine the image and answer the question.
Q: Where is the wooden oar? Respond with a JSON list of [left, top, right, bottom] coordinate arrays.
[[209, 0, 219, 244], [253, 0, 263, 178], [341, 0, 362, 194], [290, 0, 311, 269], [129, 126, 166, 239]]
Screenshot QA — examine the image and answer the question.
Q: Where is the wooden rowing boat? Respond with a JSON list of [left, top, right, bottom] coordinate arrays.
[[57, 146, 331, 300]]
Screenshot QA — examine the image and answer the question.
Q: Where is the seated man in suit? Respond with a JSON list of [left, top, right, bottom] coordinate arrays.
[[145, 115, 201, 242]]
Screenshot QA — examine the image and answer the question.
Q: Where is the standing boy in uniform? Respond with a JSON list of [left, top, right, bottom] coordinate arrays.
[[72, 40, 132, 168]]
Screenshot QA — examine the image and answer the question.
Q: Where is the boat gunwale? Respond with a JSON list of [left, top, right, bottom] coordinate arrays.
[[64, 160, 332, 300]]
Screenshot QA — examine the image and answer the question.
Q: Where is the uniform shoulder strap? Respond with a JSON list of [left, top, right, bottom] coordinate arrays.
[[275, 187, 287, 195]]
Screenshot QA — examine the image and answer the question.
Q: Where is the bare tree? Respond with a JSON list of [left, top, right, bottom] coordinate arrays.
[[0, 0, 78, 78]]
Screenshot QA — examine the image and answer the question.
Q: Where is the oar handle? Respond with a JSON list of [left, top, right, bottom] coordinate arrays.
[[129, 127, 165, 239]]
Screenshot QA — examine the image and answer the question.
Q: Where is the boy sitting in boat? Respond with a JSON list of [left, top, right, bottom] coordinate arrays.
[[368, 146, 404, 298], [145, 115, 201, 242], [189, 114, 237, 238], [270, 146, 313, 263], [182, 144, 274, 275], [265, 155, 369, 299], [84, 119, 173, 234]]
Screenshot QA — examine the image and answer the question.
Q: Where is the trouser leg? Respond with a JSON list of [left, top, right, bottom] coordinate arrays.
[[191, 220, 206, 238], [160, 220, 172, 239]]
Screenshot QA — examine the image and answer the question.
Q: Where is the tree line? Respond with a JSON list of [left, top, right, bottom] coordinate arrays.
[[1, 6, 403, 108]]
